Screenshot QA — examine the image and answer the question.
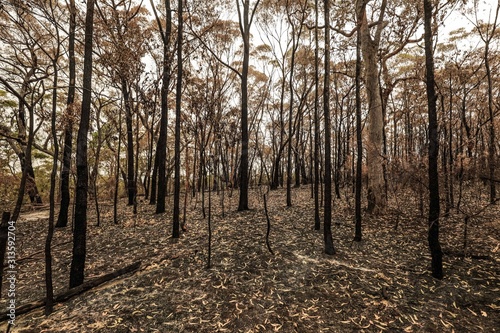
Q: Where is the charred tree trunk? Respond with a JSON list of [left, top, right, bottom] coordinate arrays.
[[156, 1, 172, 214], [237, 0, 260, 211], [70, 0, 95, 288], [149, 151, 158, 205], [113, 109, 122, 225], [46, 50, 61, 315], [121, 80, 135, 206], [424, 0, 443, 280], [57, 0, 76, 228], [172, 0, 182, 238], [323, 0, 335, 255], [313, 0, 320, 231], [354, 26, 363, 242]]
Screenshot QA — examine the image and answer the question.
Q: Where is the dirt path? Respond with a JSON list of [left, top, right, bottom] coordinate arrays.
[[19, 210, 50, 222]]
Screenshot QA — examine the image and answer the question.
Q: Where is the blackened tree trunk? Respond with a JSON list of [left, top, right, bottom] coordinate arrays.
[[46, 50, 60, 315], [57, 0, 76, 228], [149, 151, 158, 205], [172, 0, 182, 238], [313, 0, 320, 231], [133, 102, 140, 215], [237, 0, 261, 211], [486, 42, 496, 205], [7, 70, 41, 222], [152, 0, 172, 214], [285, 5, 303, 207], [122, 80, 135, 206], [424, 0, 443, 280], [70, 0, 95, 288], [323, 0, 335, 255], [354, 24, 362, 242], [113, 108, 122, 224]]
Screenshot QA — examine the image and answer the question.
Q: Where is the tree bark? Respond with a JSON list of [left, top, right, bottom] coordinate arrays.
[[70, 0, 95, 288], [122, 80, 135, 206], [313, 0, 321, 231], [113, 108, 122, 225], [154, 0, 172, 214], [424, 0, 443, 280], [354, 24, 363, 242], [356, 0, 387, 215], [323, 0, 335, 255], [237, 0, 261, 211], [57, 0, 76, 229], [173, 0, 183, 238], [480, 3, 499, 204]]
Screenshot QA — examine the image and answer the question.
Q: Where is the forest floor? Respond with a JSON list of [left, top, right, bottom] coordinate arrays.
[[0, 185, 499, 333]]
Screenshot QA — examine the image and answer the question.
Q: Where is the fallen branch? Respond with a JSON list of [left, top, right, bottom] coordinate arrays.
[[1, 261, 141, 321], [263, 193, 274, 255], [443, 251, 492, 260], [2, 240, 73, 269]]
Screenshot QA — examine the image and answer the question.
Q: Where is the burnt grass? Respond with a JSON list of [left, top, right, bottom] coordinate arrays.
[[1, 186, 499, 332]]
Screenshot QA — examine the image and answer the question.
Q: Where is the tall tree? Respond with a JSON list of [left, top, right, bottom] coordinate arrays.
[[423, 0, 443, 280], [39, 0, 63, 314], [95, 1, 150, 207], [473, 0, 499, 204], [0, 4, 46, 219], [70, 0, 95, 288], [57, 0, 76, 228], [323, 0, 335, 255], [237, 0, 261, 211], [313, 0, 321, 231], [354, 21, 363, 242], [150, 0, 173, 213], [285, 0, 306, 207], [356, 0, 387, 215], [173, 0, 183, 238]]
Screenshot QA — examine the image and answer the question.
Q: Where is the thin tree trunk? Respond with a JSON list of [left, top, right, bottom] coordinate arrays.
[[92, 108, 103, 226], [207, 157, 212, 269], [133, 102, 140, 215], [121, 80, 135, 206], [113, 108, 122, 225], [313, 0, 321, 231], [156, 9, 171, 213], [45, 55, 60, 315], [172, 0, 183, 238], [323, 0, 335, 255], [182, 141, 190, 231], [354, 25, 362, 242], [149, 150, 158, 205], [481, 3, 499, 204]]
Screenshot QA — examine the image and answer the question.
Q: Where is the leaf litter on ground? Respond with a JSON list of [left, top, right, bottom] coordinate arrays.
[[1, 186, 499, 332]]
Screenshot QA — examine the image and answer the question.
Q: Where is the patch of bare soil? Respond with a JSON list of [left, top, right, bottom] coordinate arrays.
[[1, 187, 499, 332]]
